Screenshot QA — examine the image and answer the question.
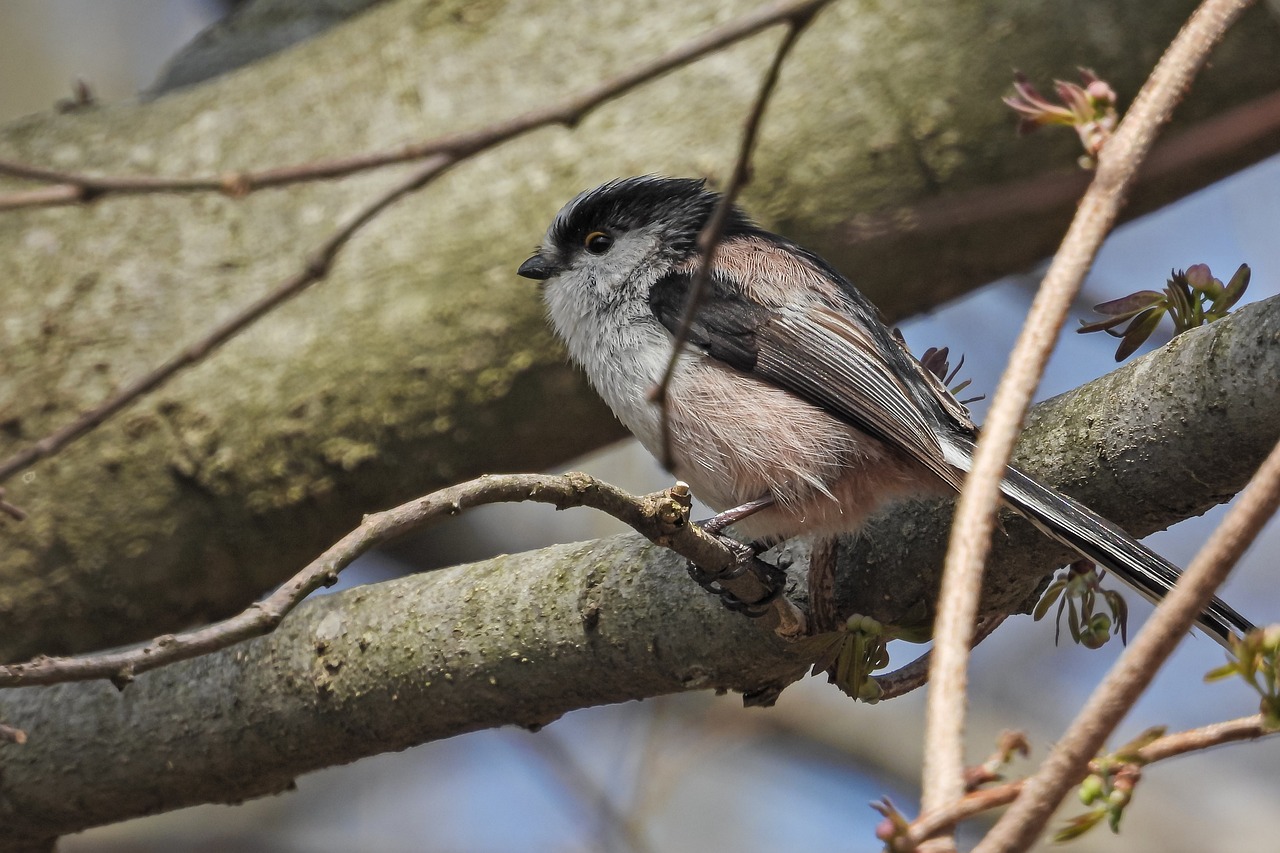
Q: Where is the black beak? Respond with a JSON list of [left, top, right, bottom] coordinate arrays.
[[517, 253, 556, 281]]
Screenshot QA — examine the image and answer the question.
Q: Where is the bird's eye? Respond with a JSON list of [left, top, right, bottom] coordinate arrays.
[[584, 231, 614, 254]]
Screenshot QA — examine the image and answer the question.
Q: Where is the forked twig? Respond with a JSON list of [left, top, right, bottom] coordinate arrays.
[[0, 472, 805, 689], [907, 714, 1276, 846]]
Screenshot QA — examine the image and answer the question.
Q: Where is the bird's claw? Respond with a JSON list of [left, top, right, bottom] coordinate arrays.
[[686, 535, 788, 618]]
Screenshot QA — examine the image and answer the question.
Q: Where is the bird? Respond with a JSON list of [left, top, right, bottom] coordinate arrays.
[[517, 175, 1254, 649]]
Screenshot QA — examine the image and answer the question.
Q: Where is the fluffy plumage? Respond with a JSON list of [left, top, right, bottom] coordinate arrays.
[[519, 176, 1254, 648]]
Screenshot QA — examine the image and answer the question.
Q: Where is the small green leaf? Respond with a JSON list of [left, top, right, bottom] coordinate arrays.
[[1204, 662, 1239, 682], [1078, 774, 1105, 805], [1054, 809, 1107, 842], [1033, 582, 1065, 620], [1104, 590, 1129, 644], [1163, 277, 1195, 330], [1081, 613, 1111, 649]]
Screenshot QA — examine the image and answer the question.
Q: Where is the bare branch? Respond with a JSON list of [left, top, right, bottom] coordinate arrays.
[[907, 715, 1277, 845], [652, 2, 828, 466], [0, 488, 26, 522], [921, 0, 1257, 827], [872, 616, 1006, 701], [0, 155, 450, 487], [0, 319, 1274, 840], [0, 473, 804, 689], [0, 0, 830, 212], [0, 524, 811, 845]]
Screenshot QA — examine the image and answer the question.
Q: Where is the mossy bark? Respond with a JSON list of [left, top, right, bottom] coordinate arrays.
[[1, 0, 1278, 661]]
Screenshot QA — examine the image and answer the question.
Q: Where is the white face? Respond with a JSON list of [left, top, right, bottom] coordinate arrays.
[[539, 222, 665, 309], [538, 221, 679, 449]]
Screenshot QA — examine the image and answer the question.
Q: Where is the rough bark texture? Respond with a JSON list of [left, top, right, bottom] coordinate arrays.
[[0, 297, 1275, 847], [1, 0, 1279, 662], [0, 538, 805, 848], [834, 296, 1280, 625]]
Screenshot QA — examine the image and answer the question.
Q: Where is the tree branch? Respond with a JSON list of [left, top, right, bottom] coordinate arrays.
[[1, 297, 1275, 847], [0, 155, 449, 486], [0, 0, 830, 488], [0, 472, 803, 689], [655, 4, 825, 466], [905, 715, 1277, 845], [835, 294, 1280, 631], [0, 530, 809, 848], [5, 0, 1280, 666], [11, 288, 1274, 692], [978, 432, 1280, 850], [923, 0, 1256, 823]]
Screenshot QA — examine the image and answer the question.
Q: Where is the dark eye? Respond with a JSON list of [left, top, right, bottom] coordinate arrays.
[[584, 231, 613, 254]]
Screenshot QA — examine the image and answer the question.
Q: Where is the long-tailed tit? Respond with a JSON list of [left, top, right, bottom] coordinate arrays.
[[518, 176, 1253, 648]]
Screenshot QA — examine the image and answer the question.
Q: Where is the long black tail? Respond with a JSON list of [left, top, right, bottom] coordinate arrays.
[[942, 436, 1254, 649]]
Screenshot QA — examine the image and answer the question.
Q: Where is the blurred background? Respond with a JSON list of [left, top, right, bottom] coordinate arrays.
[[2, 2, 1277, 851]]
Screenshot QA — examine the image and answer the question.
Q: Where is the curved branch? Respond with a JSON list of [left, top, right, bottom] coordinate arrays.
[[5, 0, 1280, 663], [0, 472, 803, 689], [0, 529, 810, 847]]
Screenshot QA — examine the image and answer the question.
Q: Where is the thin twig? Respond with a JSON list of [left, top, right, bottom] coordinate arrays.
[[907, 714, 1276, 845], [0, 472, 805, 689], [0, 0, 831, 489], [919, 0, 1256, 831], [976, 437, 1280, 852], [839, 87, 1280, 247], [0, 487, 26, 521], [653, 3, 826, 467], [0, 154, 450, 486], [0, 0, 831, 212], [872, 616, 1006, 701]]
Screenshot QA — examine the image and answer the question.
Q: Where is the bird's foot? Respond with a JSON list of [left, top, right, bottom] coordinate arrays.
[[686, 533, 788, 618]]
